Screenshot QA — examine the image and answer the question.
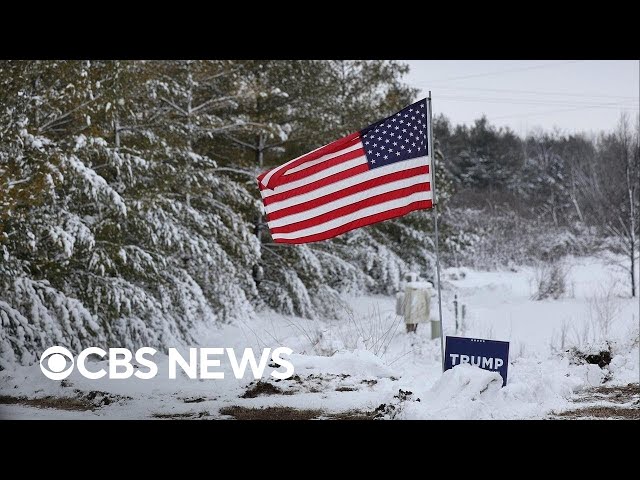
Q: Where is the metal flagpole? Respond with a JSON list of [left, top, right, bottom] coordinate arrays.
[[427, 91, 446, 372]]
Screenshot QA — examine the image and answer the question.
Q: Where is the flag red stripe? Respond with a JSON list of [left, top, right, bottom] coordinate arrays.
[[269, 182, 430, 234], [260, 132, 361, 189], [267, 165, 430, 221], [278, 147, 366, 185], [262, 163, 370, 207], [271, 200, 433, 244]]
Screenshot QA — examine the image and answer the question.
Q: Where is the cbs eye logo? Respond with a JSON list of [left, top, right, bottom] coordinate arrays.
[[39, 346, 75, 380]]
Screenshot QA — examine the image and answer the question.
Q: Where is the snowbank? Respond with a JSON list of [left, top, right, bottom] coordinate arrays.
[[289, 349, 398, 378]]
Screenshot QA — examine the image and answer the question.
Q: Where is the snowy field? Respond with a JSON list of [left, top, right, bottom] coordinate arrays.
[[1, 255, 638, 420]]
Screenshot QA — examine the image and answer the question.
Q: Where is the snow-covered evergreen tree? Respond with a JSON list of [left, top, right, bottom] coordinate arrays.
[[1, 59, 434, 368]]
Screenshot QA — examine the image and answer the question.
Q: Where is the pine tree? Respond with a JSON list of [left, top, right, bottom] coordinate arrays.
[[1, 59, 430, 368]]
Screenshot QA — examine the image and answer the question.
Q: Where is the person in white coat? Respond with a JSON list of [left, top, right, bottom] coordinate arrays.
[[396, 273, 435, 333], [404, 281, 433, 333]]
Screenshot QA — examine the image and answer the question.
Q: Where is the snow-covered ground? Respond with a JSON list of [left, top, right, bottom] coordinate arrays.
[[1, 255, 638, 419]]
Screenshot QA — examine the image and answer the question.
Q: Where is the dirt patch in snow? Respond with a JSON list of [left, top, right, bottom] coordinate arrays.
[[241, 381, 293, 398], [572, 384, 640, 404], [180, 396, 209, 403], [553, 383, 639, 419], [324, 410, 375, 420], [335, 386, 357, 392], [78, 390, 131, 407], [569, 346, 614, 368], [0, 389, 130, 412], [152, 411, 210, 419], [219, 405, 375, 420], [0, 395, 94, 411], [555, 406, 640, 419], [271, 373, 363, 395], [220, 405, 323, 420]]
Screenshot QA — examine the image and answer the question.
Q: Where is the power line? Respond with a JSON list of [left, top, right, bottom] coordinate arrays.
[[415, 60, 583, 84], [433, 86, 638, 100], [436, 94, 639, 109], [490, 102, 638, 121], [407, 61, 639, 127]]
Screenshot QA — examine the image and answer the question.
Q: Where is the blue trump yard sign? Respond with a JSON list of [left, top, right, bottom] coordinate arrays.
[[444, 336, 510, 386]]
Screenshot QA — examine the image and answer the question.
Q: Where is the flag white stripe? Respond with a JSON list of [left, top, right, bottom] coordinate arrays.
[[260, 142, 326, 188], [268, 173, 430, 227], [284, 142, 363, 175], [265, 155, 431, 213], [260, 155, 368, 199], [271, 191, 433, 240]]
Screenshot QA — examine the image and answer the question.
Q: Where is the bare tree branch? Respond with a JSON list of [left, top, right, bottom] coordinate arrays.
[[224, 135, 257, 150], [190, 95, 236, 114], [38, 95, 102, 133], [213, 167, 256, 177], [160, 97, 188, 117]]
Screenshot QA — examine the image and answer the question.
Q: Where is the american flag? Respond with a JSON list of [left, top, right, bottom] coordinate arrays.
[[257, 98, 433, 244]]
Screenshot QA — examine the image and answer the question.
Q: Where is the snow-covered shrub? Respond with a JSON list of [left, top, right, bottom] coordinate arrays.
[[315, 306, 403, 357], [531, 262, 567, 300], [586, 285, 623, 341], [549, 318, 572, 353], [373, 389, 420, 420], [440, 208, 602, 270]]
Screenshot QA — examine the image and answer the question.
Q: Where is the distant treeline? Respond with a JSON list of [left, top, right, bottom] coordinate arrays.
[[434, 113, 638, 297]]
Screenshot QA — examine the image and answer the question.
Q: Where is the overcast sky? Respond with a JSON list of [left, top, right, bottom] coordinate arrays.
[[404, 60, 639, 136]]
